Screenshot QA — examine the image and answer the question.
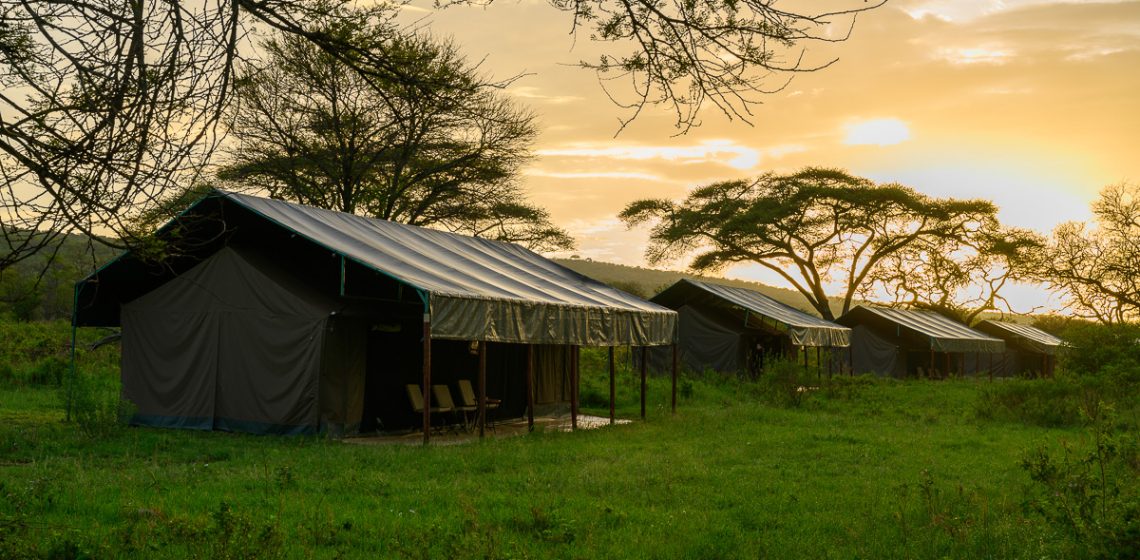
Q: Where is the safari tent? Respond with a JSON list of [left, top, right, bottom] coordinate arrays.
[[974, 320, 1063, 377], [836, 306, 1005, 377], [73, 191, 677, 439], [647, 279, 851, 376]]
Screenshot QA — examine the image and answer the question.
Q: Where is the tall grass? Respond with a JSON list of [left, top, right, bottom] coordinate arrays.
[[0, 328, 1132, 558]]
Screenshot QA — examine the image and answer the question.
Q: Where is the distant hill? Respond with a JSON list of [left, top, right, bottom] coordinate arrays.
[[553, 258, 849, 317], [1, 233, 119, 321]]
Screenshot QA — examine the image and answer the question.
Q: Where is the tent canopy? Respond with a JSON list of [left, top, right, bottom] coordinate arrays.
[[975, 320, 1064, 355], [75, 190, 675, 346], [651, 279, 850, 347], [836, 306, 1005, 353]]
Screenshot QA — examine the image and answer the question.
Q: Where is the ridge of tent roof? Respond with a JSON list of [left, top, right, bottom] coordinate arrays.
[[976, 320, 1064, 355], [838, 305, 1004, 353], [218, 190, 671, 314], [652, 278, 850, 347]]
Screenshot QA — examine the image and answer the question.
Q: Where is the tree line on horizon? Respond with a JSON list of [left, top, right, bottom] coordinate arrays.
[[0, 0, 1136, 327]]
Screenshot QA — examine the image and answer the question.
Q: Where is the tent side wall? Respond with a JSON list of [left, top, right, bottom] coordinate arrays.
[[120, 247, 339, 434], [849, 324, 905, 377], [644, 304, 747, 376], [121, 310, 218, 430]]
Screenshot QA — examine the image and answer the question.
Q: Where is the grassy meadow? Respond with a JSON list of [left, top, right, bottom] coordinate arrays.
[[1, 323, 1137, 559]]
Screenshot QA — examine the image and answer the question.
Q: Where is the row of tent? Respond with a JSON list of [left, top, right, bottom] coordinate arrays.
[[649, 278, 1062, 380], [72, 190, 1063, 437]]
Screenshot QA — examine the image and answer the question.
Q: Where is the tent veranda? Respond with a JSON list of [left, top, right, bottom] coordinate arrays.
[[836, 306, 1005, 377], [647, 279, 851, 376], [73, 191, 678, 440], [975, 320, 1063, 377]]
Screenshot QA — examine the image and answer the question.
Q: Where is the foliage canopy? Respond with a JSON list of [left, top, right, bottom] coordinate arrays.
[[620, 167, 1006, 320], [1038, 182, 1140, 323], [219, 11, 572, 251]]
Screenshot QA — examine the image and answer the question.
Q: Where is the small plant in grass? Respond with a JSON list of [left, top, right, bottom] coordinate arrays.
[[756, 359, 809, 408], [62, 371, 134, 439], [1021, 402, 1140, 558]]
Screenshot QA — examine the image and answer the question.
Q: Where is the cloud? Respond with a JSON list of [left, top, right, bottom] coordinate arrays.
[[842, 118, 912, 146], [537, 140, 761, 170], [534, 140, 811, 171], [507, 86, 583, 105], [935, 46, 1014, 65], [523, 169, 665, 181], [902, 0, 1131, 22]]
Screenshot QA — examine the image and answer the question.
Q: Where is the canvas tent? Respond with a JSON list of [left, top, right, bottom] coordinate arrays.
[[836, 306, 1005, 377], [975, 320, 1063, 377], [73, 191, 677, 438], [646, 279, 851, 376]]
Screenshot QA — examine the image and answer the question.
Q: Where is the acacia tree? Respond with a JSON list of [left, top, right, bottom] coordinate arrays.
[[218, 19, 572, 251], [620, 167, 1002, 321], [861, 227, 1043, 324], [1038, 182, 1140, 324]]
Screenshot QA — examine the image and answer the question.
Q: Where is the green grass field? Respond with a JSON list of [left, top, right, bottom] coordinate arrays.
[[3, 349, 1120, 559]]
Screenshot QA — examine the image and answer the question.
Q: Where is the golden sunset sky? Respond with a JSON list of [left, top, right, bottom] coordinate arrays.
[[404, 0, 1140, 310]]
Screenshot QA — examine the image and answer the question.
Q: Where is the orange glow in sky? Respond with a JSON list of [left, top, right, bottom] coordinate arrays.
[[405, 0, 1140, 311]]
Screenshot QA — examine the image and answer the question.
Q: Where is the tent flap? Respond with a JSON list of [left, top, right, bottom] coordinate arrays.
[[430, 294, 675, 346]]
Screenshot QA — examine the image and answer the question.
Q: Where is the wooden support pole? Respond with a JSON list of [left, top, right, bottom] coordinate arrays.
[[945, 352, 951, 379], [608, 346, 616, 426], [849, 346, 854, 377], [828, 347, 833, 379], [989, 352, 994, 381], [571, 345, 578, 431], [422, 315, 432, 445], [478, 341, 487, 438], [640, 346, 648, 420], [526, 345, 535, 432], [671, 344, 678, 414], [816, 346, 822, 381]]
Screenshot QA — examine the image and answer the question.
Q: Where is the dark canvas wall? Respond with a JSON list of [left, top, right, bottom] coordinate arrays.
[[121, 246, 338, 434]]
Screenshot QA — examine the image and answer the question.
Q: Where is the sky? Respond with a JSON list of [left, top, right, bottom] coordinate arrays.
[[400, 0, 1140, 312]]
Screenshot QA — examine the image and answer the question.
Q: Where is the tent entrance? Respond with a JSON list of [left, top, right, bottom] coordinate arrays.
[[361, 330, 532, 433]]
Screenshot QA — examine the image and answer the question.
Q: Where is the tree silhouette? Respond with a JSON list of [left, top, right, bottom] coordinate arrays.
[[620, 167, 1001, 320], [219, 18, 571, 251], [1039, 182, 1140, 323]]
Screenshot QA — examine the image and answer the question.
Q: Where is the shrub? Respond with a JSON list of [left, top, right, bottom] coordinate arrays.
[[975, 378, 1083, 428], [1021, 405, 1140, 559], [63, 371, 133, 439], [1060, 322, 1140, 389], [755, 359, 810, 408]]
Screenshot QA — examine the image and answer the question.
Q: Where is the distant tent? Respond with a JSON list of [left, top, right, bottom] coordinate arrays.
[[647, 279, 851, 376], [74, 190, 677, 437], [974, 320, 1063, 377], [836, 306, 1005, 377]]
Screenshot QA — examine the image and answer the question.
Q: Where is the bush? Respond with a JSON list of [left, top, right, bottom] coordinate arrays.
[[1021, 405, 1140, 559], [63, 371, 133, 439], [1060, 323, 1140, 388], [755, 359, 811, 408], [975, 378, 1083, 428]]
